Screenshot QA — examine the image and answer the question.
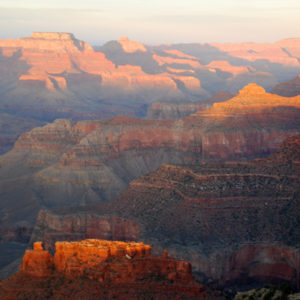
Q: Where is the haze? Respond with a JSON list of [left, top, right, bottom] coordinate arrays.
[[1, 0, 300, 45]]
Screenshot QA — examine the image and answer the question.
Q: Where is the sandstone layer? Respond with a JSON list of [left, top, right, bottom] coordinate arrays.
[[146, 90, 235, 119]]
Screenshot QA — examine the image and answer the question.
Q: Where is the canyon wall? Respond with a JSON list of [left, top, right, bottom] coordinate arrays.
[[30, 135, 300, 288], [1, 33, 300, 153], [0, 84, 299, 226]]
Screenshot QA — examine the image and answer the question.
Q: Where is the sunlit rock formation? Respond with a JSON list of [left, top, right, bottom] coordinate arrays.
[[118, 36, 147, 53], [0, 240, 209, 299], [1, 32, 300, 154], [146, 90, 235, 119]]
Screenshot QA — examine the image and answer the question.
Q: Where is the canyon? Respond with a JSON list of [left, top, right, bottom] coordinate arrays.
[[0, 33, 300, 153], [0, 83, 299, 227], [0, 32, 300, 295], [0, 82, 299, 279], [29, 135, 300, 289]]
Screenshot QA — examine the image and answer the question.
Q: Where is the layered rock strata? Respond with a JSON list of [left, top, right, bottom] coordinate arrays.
[[0, 84, 299, 227], [0, 240, 210, 299], [103, 135, 300, 287], [1, 33, 300, 154], [272, 75, 300, 97], [146, 90, 235, 119], [30, 135, 300, 288]]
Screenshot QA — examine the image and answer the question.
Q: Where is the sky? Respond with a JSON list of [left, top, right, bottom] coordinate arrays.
[[0, 0, 299, 45]]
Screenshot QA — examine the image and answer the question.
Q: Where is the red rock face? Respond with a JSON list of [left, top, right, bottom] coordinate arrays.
[[1, 239, 209, 299], [53, 240, 152, 276], [197, 83, 300, 114], [20, 242, 54, 277], [0, 32, 203, 97]]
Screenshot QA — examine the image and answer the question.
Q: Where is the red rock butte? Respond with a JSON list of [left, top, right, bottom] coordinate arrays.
[[1, 240, 206, 299], [118, 36, 147, 53], [20, 240, 195, 284], [194, 83, 300, 116], [30, 32, 76, 40]]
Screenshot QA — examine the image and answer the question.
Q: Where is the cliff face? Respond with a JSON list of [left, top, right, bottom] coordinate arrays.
[[211, 38, 300, 67], [0, 32, 207, 120], [146, 101, 209, 120], [104, 135, 300, 287], [146, 90, 235, 120], [0, 84, 299, 227], [1, 34, 300, 114], [0, 113, 44, 154], [272, 75, 300, 97], [29, 135, 300, 288], [0, 240, 210, 300], [1, 33, 300, 155]]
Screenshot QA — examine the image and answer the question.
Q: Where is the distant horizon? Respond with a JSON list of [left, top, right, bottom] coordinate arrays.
[[1, 31, 300, 47], [1, 0, 299, 45]]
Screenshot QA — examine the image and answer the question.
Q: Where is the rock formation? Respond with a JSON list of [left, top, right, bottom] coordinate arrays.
[[212, 39, 300, 66], [0, 32, 208, 120], [0, 113, 44, 154], [146, 90, 235, 119], [0, 84, 299, 228], [234, 287, 300, 300], [118, 36, 147, 53], [29, 135, 300, 289], [104, 135, 300, 288], [272, 75, 300, 97], [146, 100, 209, 119], [1, 33, 300, 154], [21, 242, 54, 277], [0, 240, 214, 299]]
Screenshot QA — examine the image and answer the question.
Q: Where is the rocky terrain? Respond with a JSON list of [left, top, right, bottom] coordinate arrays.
[[1, 33, 300, 152], [1, 32, 300, 297], [0, 83, 299, 225], [0, 240, 223, 299], [0, 113, 44, 154], [234, 286, 300, 300], [0, 83, 299, 283], [146, 90, 235, 119], [29, 135, 300, 290], [272, 75, 300, 97]]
